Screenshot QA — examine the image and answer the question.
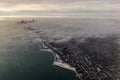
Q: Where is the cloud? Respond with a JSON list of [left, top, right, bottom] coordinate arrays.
[[0, 0, 120, 4], [0, 0, 120, 16]]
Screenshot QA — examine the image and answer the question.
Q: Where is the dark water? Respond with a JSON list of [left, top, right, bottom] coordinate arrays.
[[0, 42, 79, 80]]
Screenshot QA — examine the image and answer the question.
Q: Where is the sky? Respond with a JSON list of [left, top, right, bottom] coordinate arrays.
[[0, 0, 120, 17]]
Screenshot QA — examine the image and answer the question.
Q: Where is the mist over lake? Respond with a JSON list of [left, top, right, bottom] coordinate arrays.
[[0, 17, 120, 80]]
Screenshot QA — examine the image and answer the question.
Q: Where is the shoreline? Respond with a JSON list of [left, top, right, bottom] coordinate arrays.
[[53, 61, 81, 79], [53, 61, 76, 72], [40, 48, 81, 79]]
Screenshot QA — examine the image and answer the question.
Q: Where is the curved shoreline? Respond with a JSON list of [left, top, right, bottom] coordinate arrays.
[[40, 47, 81, 79], [53, 61, 81, 79]]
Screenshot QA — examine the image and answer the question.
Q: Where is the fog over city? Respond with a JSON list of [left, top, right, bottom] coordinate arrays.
[[0, 0, 120, 80]]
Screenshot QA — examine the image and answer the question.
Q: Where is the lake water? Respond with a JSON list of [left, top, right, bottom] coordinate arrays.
[[0, 20, 79, 80]]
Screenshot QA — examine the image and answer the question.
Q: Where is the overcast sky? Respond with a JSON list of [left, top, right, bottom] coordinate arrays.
[[0, 0, 120, 17]]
